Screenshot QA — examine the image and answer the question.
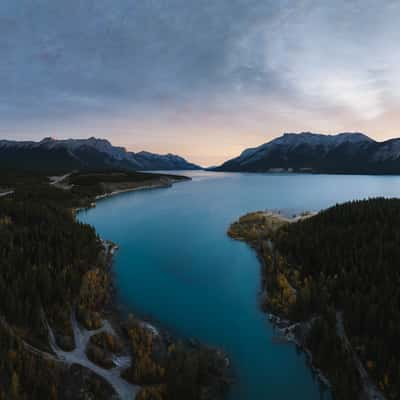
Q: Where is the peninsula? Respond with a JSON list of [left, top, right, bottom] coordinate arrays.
[[229, 199, 398, 399]]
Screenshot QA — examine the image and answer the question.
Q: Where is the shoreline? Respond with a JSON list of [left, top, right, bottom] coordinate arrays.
[[73, 176, 189, 215], [75, 176, 231, 400], [267, 312, 331, 389], [94, 176, 189, 202], [229, 209, 387, 400], [228, 210, 332, 391]]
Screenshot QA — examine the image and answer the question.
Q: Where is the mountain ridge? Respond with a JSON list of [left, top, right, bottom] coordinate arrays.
[[215, 132, 400, 174], [0, 137, 201, 172]]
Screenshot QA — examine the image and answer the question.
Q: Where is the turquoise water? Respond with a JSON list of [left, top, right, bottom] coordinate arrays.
[[78, 171, 400, 400]]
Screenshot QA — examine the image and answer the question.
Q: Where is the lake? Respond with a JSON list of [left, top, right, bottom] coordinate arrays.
[[78, 171, 400, 400]]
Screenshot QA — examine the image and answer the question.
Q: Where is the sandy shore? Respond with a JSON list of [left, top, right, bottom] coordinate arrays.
[[94, 177, 183, 201]]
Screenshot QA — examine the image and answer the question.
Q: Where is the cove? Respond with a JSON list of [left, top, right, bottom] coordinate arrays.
[[78, 171, 400, 399]]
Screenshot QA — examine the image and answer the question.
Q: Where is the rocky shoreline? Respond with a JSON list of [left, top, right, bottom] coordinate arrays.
[[267, 313, 331, 388]]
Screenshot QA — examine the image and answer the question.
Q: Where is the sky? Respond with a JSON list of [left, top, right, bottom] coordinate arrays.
[[2, 0, 400, 166]]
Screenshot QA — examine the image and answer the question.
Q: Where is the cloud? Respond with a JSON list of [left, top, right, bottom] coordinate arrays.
[[228, 0, 400, 119], [0, 1, 276, 121], [1, 0, 400, 163]]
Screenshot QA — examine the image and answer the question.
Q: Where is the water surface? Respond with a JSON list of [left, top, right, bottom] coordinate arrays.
[[78, 172, 400, 400]]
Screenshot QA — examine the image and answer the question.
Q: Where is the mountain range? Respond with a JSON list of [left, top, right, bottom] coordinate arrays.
[[0, 137, 201, 172], [215, 132, 400, 174]]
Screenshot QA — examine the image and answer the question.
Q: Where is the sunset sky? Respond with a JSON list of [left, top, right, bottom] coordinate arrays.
[[2, 0, 400, 166]]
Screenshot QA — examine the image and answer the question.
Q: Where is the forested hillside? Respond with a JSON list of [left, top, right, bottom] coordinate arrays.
[[229, 198, 400, 399], [0, 183, 109, 398], [0, 171, 228, 400], [274, 199, 400, 398]]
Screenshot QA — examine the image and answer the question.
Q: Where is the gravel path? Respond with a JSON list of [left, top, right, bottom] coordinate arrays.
[[48, 313, 139, 400]]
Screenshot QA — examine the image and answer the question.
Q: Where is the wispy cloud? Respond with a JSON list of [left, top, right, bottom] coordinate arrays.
[[1, 0, 400, 164]]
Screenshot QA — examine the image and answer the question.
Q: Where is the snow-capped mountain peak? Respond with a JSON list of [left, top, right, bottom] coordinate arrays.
[[216, 131, 400, 173]]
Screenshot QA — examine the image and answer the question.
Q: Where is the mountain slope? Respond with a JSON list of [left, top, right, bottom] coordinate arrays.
[[0, 137, 201, 172], [216, 132, 400, 174]]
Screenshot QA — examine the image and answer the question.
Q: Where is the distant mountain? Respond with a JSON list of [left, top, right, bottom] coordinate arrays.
[[0, 137, 201, 172], [215, 132, 400, 174]]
